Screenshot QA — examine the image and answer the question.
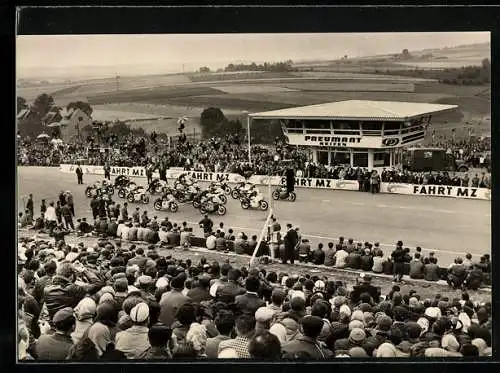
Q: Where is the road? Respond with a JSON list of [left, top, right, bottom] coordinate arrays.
[[17, 167, 491, 266]]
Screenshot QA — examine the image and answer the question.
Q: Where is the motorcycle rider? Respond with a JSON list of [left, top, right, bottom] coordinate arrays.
[[245, 185, 263, 207], [161, 190, 176, 209]]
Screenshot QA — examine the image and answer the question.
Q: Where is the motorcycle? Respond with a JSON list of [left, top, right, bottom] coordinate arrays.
[[210, 181, 232, 195], [199, 201, 227, 216], [153, 197, 179, 212], [240, 196, 269, 211], [175, 186, 200, 203], [272, 187, 297, 202], [231, 182, 253, 200], [85, 184, 114, 198], [193, 192, 226, 209], [117, 182, 138, 198], [126, 187, 150, 204], [207, 188, 228, 204], [114, 175, 132, 188], [147, 179, 168, 195]]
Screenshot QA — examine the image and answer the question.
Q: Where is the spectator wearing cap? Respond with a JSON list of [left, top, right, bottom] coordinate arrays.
[[350, 274, 379, 305], [255, 307, 275, 333], [282, 315, 332, 359], [218, 314, 256, 358], [216, 268, 246, 304], [159, 273, 190, 327], [235, 277, 266, 316], [138, 323, 173, 360], [206, 310, 235, 359], [364, 315, 392, 349], [187, 276, 212, 304], [334, 326, 366, 353], [34, 307, 75, 360], [248, 330, 282, 359], [113, 277, 129, 308], [115, 302, 151, 359], [71, 297, 97, 344]]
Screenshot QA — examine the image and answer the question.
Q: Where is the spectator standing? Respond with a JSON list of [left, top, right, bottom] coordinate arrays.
[[76, 164, 83, 184], [391, 242, 406, 283], [26, 194, 34, 217], [283, 224, 298, 265]]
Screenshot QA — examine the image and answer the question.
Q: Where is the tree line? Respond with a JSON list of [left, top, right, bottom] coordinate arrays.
[[374, 58, 491, 86], [199, 107, 283, 144], [198, 60, 297, 74]]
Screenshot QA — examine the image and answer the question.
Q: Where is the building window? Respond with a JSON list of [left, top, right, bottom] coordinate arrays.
[[374, 151, 391, 167], [353, 152, 368, 167], [331, 151, 350, 166]]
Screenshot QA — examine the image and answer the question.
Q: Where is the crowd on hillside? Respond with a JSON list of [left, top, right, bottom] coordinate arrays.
[[17, 225, 493, 361]]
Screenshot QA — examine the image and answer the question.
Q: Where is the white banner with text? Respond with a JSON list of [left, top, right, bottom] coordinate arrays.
[[59, 164, 490, 200]]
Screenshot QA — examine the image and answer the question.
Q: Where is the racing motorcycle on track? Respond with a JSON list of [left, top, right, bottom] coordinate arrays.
[[240, 192, 269, 211], [198, 201, 227, 216], [272, 186, 297, 202], [147, 178, 168, 195], [231, 182, 254, 200], [114, 175, 132, 188], [174, 185, 201, 203], [153, 196, 179, 212], [209, 181, 232, 195], [193, 190, 226, 209], [126, 186, 150, 204], [85, 181, 114, 198], [117, 181, 138, 198]]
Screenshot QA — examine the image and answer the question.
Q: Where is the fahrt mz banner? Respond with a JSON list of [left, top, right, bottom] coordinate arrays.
[[278, 176, 359, 191], [381, 183, 491, 200], [165, 169, 246, 183]]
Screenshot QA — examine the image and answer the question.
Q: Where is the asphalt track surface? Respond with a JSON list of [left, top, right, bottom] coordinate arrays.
[[17, 167, 491, 266]]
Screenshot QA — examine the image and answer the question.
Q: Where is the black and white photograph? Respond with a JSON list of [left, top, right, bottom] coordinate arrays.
[[16, 26, 492, 361]]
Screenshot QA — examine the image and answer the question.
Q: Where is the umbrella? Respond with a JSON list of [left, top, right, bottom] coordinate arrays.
[[37, 133, 50, 139], [47, 122, 62, 128]]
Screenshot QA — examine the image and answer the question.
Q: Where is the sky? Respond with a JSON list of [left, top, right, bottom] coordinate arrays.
[[16, 32, 490, 80]]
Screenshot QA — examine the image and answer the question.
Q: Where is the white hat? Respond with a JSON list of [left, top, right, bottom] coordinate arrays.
[[130, 302, 149, 323], [209, 283, 219, 298], [290, 290, 306, 301], [424, 307, 441, 319], [255, 307, 274, 323], [314, 280, 326, 291], [156, 277, 169, 289], [340, 304, 352, 317]]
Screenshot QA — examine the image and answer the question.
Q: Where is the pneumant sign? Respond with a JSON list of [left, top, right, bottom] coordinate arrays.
[[304, 135, 361, 147]]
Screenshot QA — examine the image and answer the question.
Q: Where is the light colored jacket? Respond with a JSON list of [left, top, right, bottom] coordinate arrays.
[[115, 325, 150, 359]]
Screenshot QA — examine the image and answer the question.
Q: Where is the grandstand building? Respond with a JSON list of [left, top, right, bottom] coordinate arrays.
[[249, 100, 457, 170]]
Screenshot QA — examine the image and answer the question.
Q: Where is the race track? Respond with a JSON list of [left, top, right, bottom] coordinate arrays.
[[17, 167, 491, 266]]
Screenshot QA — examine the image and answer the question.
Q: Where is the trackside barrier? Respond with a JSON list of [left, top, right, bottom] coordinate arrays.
[[59, 164, 491, 201]]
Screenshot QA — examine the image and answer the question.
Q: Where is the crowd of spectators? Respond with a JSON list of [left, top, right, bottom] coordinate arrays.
[[428, 134, 491, 166], [17, 222, 493, 361]]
